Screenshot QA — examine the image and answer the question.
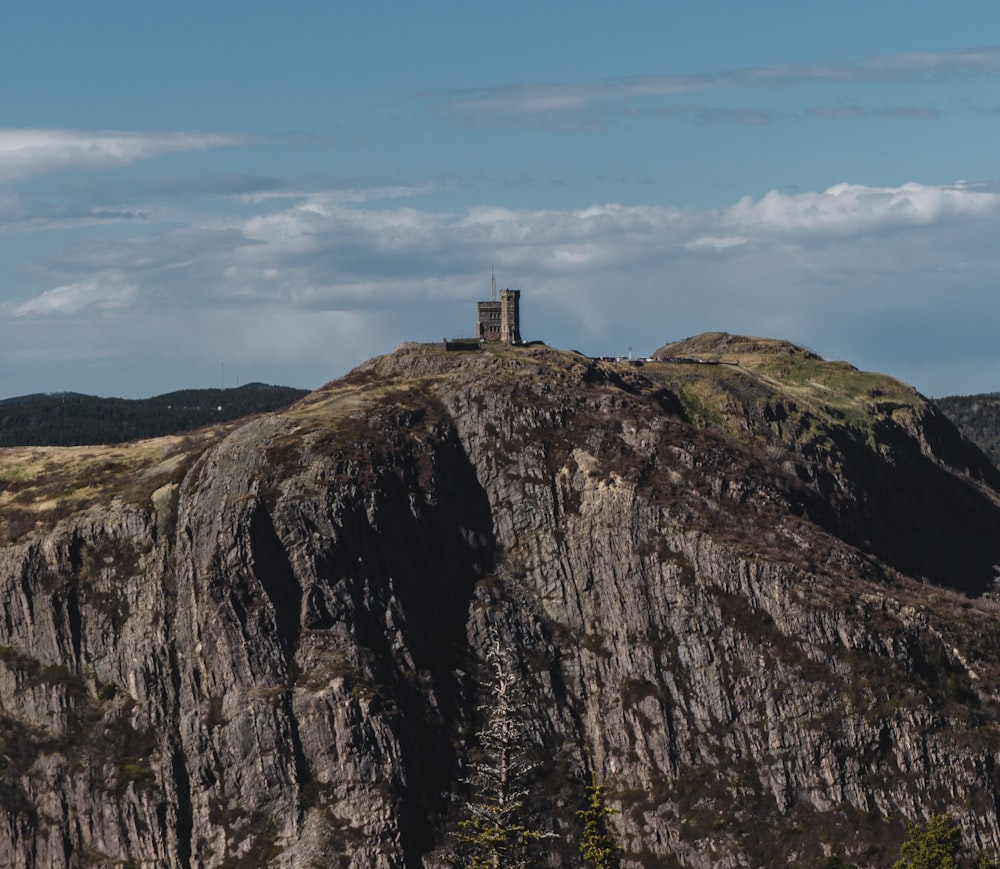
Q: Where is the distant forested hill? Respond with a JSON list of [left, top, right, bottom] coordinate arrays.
[[935, 392, 1000, 467], [0, 383, 309, 446]]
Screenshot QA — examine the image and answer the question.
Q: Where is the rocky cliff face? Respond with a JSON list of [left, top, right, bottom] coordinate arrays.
[[2, 336, 1000, 867]]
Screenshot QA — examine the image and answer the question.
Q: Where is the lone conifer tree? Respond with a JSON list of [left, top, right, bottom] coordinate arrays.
[[453, 638, 549, 868], [893, 813, 997, 869], [577, 773, 620, 868]]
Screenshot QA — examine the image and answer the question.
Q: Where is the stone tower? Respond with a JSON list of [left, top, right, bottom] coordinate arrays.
[[499, 288, 521, 344], [477, 288, 521, 344]]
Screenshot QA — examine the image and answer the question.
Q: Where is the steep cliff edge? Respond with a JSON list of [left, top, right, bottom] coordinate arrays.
[[1, 336, 1000, 867]]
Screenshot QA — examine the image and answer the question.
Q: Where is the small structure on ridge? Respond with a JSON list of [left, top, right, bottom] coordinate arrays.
[[476, 270, 521, 344]]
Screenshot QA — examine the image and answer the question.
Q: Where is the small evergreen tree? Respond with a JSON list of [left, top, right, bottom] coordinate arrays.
[[577, 772, 620, 868], [452, 638, 549, 868], [894, 813, 963, 869]]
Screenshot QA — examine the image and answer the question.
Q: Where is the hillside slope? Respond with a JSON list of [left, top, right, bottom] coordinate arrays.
[[0, 335, 999, 867]]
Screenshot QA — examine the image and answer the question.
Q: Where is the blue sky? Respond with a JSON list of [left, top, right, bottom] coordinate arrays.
[[2, 2, 1000, 398]]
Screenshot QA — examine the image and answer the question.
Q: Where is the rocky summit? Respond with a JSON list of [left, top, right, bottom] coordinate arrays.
[[1, 334, 1000, 867]]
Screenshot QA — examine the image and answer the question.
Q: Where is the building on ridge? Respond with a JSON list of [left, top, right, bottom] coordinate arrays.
[[477, 288, 521, 344]]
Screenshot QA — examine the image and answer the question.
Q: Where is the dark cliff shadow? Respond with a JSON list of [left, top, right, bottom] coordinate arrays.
[[807, 415, 1000, 596], [249, 503, 304, 656], [304, 423, 497, 863]]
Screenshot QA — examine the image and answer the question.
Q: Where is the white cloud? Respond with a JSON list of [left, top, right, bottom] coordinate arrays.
[[723, 182, 1000, 234], [686, 235, 749, 251], [0, 129, 249, 178], [16, 180, 997, 317], [241, 196, 447, 256], [9, 279, 137, 316]]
